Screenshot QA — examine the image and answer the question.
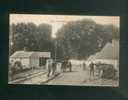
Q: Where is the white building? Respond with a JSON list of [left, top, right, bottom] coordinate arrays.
[[10, 51, 51, 69]]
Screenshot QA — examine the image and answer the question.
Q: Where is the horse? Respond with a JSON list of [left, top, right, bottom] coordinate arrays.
[[61, 60, 72, 72]]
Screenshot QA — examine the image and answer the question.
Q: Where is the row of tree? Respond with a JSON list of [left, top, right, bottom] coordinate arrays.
[[9, 19, 119, 60], [9, 23, 53, 55]]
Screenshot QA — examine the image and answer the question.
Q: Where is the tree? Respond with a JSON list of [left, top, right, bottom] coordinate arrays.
[[10, 23, 53, 55], [35, 23, 52, 51], [55, 19, 119, 60]]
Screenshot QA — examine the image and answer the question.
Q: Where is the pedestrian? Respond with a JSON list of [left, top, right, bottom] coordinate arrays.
[[52, 61, 56, 75], [47, 59, 52, 77], [68, 61, 72, 72], [61, 61, 65, 72], [83, 62, 86, 70], [89, 62, 95, 79], [96, 62, 102, 78]]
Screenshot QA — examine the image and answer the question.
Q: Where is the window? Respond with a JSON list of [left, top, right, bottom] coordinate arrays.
[[39, 57, 46, 66]]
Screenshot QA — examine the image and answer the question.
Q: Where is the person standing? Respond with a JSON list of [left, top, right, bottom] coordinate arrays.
[[96, 62, 102, 78], [47, 59, 52, 77], [69, 61, 72, 72], [83, 62, 86, 70], [52, 61, 56, 75], [89, 62, 95, 79]]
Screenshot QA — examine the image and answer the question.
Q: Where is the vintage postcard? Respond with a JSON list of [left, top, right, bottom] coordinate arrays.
[[8, 14, 119, 87]]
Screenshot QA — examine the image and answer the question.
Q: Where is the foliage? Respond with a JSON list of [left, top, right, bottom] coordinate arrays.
[[10, 19, 119, 60], [56, 19, 119, 59], [9, 23, 52, 55]]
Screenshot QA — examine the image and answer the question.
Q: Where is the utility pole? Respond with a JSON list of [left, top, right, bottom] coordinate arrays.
[[54, 40, 57, 62]]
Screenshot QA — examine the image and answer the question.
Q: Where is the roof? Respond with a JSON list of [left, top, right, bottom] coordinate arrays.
[[10, 51, 33, 58], [88, 39, 119, 60], [34, 52, 51, 58], [10, 51, 51, 58]]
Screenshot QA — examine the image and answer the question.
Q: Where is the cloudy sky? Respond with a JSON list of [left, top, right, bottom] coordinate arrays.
[[10, 14, 120, 38]]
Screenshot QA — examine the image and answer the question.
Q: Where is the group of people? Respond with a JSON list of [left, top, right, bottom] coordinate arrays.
[[82, 61, 104, 79], [47, 59, 102, 79], [47, 59, 72, 77], [47, 60, 57, 77]]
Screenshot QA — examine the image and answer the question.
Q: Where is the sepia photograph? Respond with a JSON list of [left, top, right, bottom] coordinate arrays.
[[8, 14, 119, 87]]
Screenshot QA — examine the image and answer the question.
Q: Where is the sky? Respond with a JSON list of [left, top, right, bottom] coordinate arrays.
[[10, 14, 120, 38]]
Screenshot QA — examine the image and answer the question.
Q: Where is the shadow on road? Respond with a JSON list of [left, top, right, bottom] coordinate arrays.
[[63, 71, 78, 73]]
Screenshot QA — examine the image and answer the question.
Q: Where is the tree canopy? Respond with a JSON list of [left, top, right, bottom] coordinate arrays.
[[10, 19, 119, 60], [9, 23, 52, 55], [55, 19, 119, 59]]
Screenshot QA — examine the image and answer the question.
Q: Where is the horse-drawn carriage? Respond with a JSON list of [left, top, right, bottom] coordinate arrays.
[[61, 59, 72, 72], [95, 62, 118, 79]]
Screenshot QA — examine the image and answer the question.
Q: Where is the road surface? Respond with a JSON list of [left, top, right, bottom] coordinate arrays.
[[46, 65, 89, 85], [46, 65, 118, 87], [9, 65, 118, 86]]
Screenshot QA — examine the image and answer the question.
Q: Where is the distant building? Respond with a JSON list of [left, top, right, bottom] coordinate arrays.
[[10, 51, 51, 69], [87, 39, 119, 70]]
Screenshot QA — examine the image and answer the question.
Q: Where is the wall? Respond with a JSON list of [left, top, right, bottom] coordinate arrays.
[[30, 57, 39, 68], [21, 58, 30, 69]]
